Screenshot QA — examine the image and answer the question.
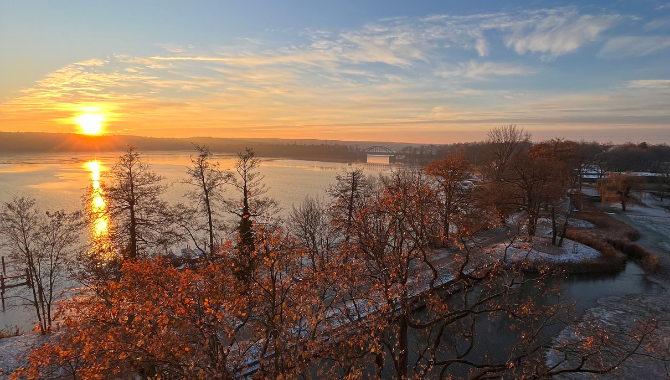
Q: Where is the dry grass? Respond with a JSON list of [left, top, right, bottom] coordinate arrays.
[[607, 238, 660, 273], [575, 201, 641, 241], [567, 201, 659, 273], [642, 254, 660, 273], [0, 326, 20, 340]]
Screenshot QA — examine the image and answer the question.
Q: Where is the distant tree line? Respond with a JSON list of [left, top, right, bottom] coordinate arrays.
[[398, 140, 670, 174], [2, 132, 669, 176]]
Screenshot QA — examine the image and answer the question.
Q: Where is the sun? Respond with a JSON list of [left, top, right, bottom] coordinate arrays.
[[75, 113, 104, 135]]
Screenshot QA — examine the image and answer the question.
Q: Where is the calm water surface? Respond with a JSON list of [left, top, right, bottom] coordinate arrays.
[[0, 151, 387, 215], [0, 151, 387, 330]]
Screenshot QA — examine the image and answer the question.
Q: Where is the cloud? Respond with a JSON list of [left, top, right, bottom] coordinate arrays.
[[657, 3, 670, 10], [145, 7, 623, 71], [150, 51, 340, 67], [299, 7, 623, 66], [627, 79, 670, 88], [417, 8, 622, 60], [77, 59, 106, 67], [2, 6, 668, 141], [643, 18, 670, 31], [437, 61, 536, 79], [598, 36, 670, 58], [502, 10, 620, 60], [475, 38, 489, 56], [156, 43, 186, 53]]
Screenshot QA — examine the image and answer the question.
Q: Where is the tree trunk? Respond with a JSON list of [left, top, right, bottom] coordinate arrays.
[[442, 188, 452, 247], [551, 206, 558, 246], [375, 351, 384, 379], [397, 312, 409, 379], [579, 169, 583, 191], [527, 210, 537, 237], [203, 182, 214, 259], [27, 267, 45, 334], [129, 201, 137, 259], [558, 200, 571, 247], [346, 175, 357, 241]]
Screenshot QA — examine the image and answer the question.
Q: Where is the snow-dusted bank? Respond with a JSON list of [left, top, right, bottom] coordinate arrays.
[[0, 333, 51, 379], [492, 215, 640, 274], [491, 238, 604, 271]]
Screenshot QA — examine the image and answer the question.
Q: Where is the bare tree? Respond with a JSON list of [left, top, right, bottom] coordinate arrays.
[[523, 140, 573, 243], [481, 125, 532, 226], [573, 141, 604, 191], [179, 144, 231, 260], [424, 152, 473, 246], [290, 196, 335, 271], [0, 197, 81, 333], [486, 124, 531, 181], [102, 146, 169, 259], [598, 172, 639, 211], [327, 168, 368, 241]]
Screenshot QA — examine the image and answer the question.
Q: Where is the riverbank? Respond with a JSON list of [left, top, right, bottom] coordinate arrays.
[[547, 193, 670, 379], [597, 193, 670, 288], [548, 293, 670, 379], [562, 199, 661, 273]]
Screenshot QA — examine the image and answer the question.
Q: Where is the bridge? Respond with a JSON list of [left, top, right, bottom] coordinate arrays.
[[364, 146, 395, 164]]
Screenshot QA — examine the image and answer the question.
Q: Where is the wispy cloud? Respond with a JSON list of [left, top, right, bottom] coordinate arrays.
[[436, 61, 536, 79], [501, 9, 620, 60], [627, 79, 670, 88], [145, 7, 622, 71], [598, 36, 670, 58], [150, 51, 341, 67], [643, 18, 670, 31]]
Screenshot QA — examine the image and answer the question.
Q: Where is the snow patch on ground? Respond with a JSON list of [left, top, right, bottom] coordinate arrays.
[[568, 219, 595, 229], [0, 333, 47, 378], [491, 238, 602, 266], [578, 186, 600, 197]]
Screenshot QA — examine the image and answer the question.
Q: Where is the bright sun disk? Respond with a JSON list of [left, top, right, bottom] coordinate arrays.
[[75, 113, 104, 135]]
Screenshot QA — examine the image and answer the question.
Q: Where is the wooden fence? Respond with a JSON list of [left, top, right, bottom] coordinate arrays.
[[0, 256, 31, 312]]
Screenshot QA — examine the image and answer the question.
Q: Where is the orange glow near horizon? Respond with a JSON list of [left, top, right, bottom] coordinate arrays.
[[76, 113, 105, 135]]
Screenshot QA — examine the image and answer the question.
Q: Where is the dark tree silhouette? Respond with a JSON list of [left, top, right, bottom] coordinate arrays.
[[327, 168, 368, 242], [103, 146, 168, 259], [227, 148, 277, 280], [180, 144, 231, 260]]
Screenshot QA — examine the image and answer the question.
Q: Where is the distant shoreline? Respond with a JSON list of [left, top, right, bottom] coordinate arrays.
[[0, 132, 378, 163], [0, 149, 368, 165]]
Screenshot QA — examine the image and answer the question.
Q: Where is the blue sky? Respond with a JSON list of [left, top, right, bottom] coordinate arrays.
[[1, 0, 669, 143]]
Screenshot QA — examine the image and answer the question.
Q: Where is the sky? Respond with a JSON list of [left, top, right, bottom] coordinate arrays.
[[1, 0, 669, 144]]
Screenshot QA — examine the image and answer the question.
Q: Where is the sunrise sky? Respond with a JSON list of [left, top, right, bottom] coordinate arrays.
[[1, 0, 669, 143]]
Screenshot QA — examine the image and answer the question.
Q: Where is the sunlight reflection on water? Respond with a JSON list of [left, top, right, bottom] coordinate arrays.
[[85, 160, 113, 259]]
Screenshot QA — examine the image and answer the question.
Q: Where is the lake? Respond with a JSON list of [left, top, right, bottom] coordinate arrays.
[[0, 151, 388, 216], [0, 151, 390, 330]]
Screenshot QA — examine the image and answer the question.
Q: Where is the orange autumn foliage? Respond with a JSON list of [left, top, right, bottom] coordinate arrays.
[[13, 228, 331, 379]]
